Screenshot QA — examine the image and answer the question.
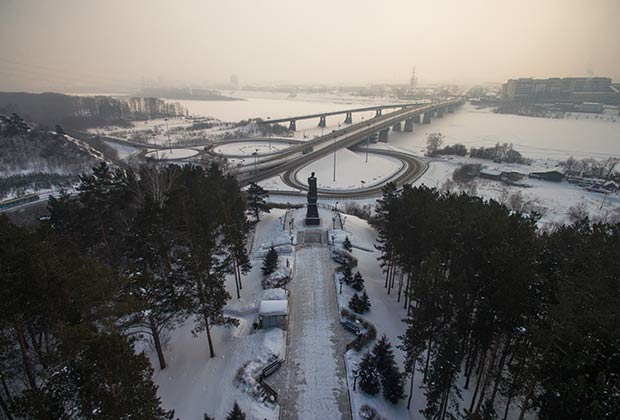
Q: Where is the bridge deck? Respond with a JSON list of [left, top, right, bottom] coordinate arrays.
[[261, 102, 430, 124]]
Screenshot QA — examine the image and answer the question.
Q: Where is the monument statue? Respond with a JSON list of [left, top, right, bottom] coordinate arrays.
[[305, 172, 321, 225]]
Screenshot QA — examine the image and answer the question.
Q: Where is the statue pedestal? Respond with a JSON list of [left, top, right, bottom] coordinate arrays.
[[305, 203, 321, 226]]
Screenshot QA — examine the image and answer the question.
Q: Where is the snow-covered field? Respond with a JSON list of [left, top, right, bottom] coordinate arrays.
[[144, 148, 200, 160], [297, 148, 403, 191], [414, 155, 620, 227], [213, 141, 293, 156]]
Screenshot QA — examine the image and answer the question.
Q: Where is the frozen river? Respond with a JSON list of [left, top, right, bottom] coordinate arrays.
[[180, 92, 619, 160]]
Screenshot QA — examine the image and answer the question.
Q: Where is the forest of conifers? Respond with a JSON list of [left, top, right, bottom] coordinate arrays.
[[0, 162, 251, 419], [371, 183, 619, 420]]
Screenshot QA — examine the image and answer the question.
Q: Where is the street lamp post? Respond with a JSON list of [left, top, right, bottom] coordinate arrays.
[[339, 277, 343, 294], [333, 136, 337, 182], [252, 150, 258, 181], [164, 118, 172, 152], [353, 368, 360, 391], [365, 135, 370, 163]]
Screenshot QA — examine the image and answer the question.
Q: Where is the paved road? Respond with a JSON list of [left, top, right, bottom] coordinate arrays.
[[271, 242, 352, 420]]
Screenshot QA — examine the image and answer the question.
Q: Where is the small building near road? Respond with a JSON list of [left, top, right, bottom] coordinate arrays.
[[259, 300, 288, 330], [529, 170, 564, 182], [479, 169, 502, 181]]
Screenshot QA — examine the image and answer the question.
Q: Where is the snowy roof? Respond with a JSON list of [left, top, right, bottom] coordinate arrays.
[[262, 288, 288, 301], [259, 300, 288, 316]]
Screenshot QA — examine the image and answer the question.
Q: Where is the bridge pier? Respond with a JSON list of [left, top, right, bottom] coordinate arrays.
[[379, 128, 389, 142], [413, 114, 421, 124], [375, 109, 382, 117], [404, 119, 414, 132], [436, 108, 444, 118], [392, 122, 401, 131], [447, 105, 454, 113], [289, 120, 297, 131], [344, 112, 352, 124], [318, 115, 327, 127], [423, 113, 432, 124]]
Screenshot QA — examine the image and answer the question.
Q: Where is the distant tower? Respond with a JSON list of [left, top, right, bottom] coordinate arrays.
[[409, 66, 417, 91]]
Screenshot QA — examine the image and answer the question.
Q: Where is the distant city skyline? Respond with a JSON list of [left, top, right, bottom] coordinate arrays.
[[1, 0, 619, 92]]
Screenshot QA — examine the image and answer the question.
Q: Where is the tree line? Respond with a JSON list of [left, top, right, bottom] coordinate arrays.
[[0, 160, 253, 419], [370, 182, 619, 420], [426, 133, 530, 165], [0, 92, 186, 129]]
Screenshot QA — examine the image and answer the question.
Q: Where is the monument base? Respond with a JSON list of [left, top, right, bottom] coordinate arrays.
[[305, 204, 321, 226]]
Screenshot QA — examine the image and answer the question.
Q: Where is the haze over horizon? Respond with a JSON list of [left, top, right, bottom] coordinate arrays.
[[1, 0, 619, 93]]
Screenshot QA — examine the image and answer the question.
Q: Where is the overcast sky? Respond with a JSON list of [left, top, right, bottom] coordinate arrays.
[[1, 0, 619, 92]]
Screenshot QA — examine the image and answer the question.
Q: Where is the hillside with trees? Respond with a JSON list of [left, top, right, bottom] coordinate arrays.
[[0, 114, 106, 199], [0, 92, 186, 129], [0, 160, 251, 419]]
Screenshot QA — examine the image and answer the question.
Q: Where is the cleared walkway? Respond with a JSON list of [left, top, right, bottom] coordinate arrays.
[[272, 242, 351, 420]]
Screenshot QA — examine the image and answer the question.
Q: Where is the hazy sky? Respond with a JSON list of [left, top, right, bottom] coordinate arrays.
[[1, 0, 619, 91]]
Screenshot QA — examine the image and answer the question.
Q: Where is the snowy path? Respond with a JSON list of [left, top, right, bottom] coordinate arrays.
[[272, 243, 352, 420]]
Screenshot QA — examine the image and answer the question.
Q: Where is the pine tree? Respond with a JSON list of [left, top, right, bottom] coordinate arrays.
[[342, 264, 353, 285], [348, 293, 363, 314], [360, 290, 371, 312], [246, 182, 270, 222], [6, 113, 29, 136], [343, 236, 353, 252], [226, 401, 247, 420], [358, 351, 381, 395], [170, 164, 239, 359], [262, 246, 279, 277], [55, 124, 65, 137], [382, 368, 405, 404], [352, 271, 365, 291]]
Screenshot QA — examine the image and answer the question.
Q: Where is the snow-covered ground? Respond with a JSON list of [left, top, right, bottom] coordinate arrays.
[[213, 141, 293, 156], [414, 155, 620, 227], [104, 140, 140, 159], [297, 148, 403, 191], [144, 148, 200, 160]]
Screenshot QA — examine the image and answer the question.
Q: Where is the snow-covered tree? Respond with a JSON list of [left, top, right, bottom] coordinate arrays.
[[352, 271, 365, 291], [343, 236, 353, 252], [262, 246, 279, 277], [226, 401, 247, 420], [358, 351, 381, 396], [246, 182, 270, 222]]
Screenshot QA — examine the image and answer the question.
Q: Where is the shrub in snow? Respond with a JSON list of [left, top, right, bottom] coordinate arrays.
[[341, 308, 377, 352], [359, 404, 387, 420], [331, 248, 358, 267], [261, 266, 291, 289]]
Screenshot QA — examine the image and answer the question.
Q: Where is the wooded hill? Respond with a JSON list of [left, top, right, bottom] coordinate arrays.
[[0, 114, 106, 198], [0, 92, 186, 129]]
